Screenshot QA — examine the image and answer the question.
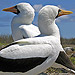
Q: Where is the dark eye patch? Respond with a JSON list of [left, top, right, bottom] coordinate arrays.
[[13, 5, 20, 15], [14, 6, 17, 9], [58, 9, 61, 13], [55, 9, 61, 18]]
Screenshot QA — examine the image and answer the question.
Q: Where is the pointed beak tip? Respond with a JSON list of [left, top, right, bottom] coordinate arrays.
[[2, 8, 7, 11], [71, 11, 73, 14], [69, 11, 73, 14], [2, 9, 5, 11]]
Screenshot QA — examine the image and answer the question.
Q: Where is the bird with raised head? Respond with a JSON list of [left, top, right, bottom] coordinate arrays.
[[3, 3, 40, 41]]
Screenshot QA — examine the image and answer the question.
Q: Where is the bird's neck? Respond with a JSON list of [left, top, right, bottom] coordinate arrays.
[[11, 14, 33, 27], [38, 18, 60, 40]]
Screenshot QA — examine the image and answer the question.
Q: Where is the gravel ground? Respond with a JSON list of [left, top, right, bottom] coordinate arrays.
[[0, 72, 74, 75]]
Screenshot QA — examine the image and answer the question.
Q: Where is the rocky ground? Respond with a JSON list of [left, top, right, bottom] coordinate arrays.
[[0, 70, 74, 75]]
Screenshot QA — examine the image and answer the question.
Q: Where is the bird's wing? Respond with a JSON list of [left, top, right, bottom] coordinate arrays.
[[0, 43, 52, 59], [19, 25, 40, 38], [0, 36, 60, 72], [19, 25, 29, 38], [0, 43, 51, 72], [0, 36, 61, 59], [55, 51, 75, 72]]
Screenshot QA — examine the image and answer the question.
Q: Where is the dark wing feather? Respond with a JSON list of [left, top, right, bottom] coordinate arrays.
[[55, 51, 75, 71], [0, 56, 48, 72]]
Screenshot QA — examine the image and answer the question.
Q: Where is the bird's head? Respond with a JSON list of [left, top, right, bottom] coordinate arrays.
[[2, 3, 35, 15], [2, 3, 35, 24], [39, 5, 73, 20]]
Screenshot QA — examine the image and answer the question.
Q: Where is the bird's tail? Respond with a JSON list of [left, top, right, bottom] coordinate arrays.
[[55, 51, 75, 73]]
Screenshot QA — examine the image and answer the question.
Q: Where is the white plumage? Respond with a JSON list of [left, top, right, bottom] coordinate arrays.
[[38, 5, 60, 40], [0, 36, 63, 75], [1, 4, 74, 75], [0, 36, 62, 59], [3, 3, 40, 41]]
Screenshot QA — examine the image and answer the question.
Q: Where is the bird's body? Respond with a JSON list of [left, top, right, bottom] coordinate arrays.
[[2, 4, 74, 75], [0, 36, 63, 75], [3, 3, 40, 41], [11, 22, 40, 41], [38, 5, 75, 73]]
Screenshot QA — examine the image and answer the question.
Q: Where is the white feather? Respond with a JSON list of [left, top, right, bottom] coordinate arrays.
[[1, 4, 73, 74], [0, 36, 63, 59], [0, 36, 63, 75], [11, 3, 40, 41]]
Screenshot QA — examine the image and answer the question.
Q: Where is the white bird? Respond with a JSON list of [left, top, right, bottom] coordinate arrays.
[[0, 36, 64, 75], [1, 5, 74, 75], [38, 5, 75, 71], [3, 3, 40, 41]]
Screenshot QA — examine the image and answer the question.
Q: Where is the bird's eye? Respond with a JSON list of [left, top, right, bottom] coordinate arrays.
[[14, 5, 17, 9], [55, 9, 61, 18], [58, 9, 61, 13], [14, 5, 20, 15]]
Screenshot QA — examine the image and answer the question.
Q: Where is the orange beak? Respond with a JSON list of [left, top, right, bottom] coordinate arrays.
[[58, 9, 73, 17], [2, 6, 17, 13]]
